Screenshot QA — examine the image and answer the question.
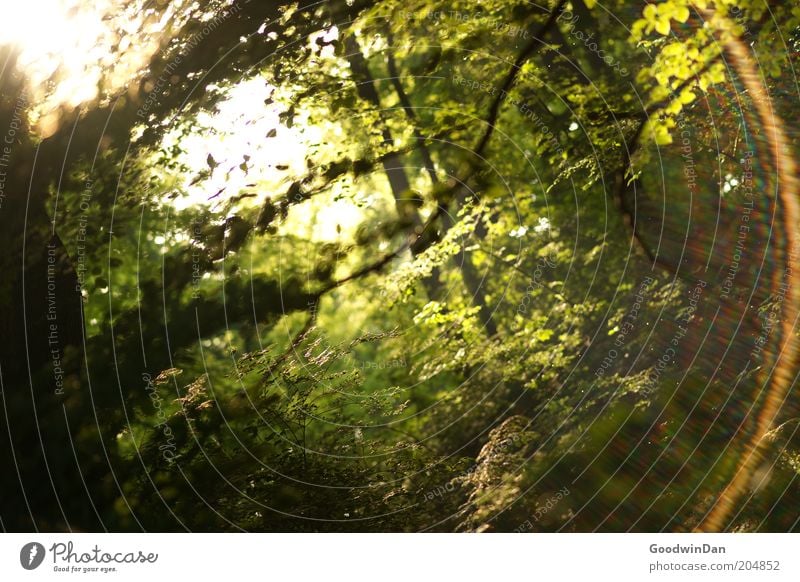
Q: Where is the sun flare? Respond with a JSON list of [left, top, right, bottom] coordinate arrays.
[[0, 0, 175, 134], [1, 1, 112, 104]]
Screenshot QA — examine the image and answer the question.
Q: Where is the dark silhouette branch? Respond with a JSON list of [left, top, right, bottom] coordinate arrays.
[[472, 0, 567, 159], [385, 33, 439, 186], [319, 207, 445, 294]]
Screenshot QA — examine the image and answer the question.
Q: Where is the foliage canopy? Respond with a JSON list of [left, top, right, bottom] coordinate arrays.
[[1, 0, 799, 532]]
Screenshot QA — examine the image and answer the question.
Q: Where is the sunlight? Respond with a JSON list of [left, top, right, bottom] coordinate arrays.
[[1, 1, 112, 106], [0, 1, 103, 62], [162, 78, 312, 211], [0, 0, 175, 135], [161, 76, 368, 242]]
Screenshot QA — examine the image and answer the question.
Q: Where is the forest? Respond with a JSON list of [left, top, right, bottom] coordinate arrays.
[[1, 0, 799, 533]]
